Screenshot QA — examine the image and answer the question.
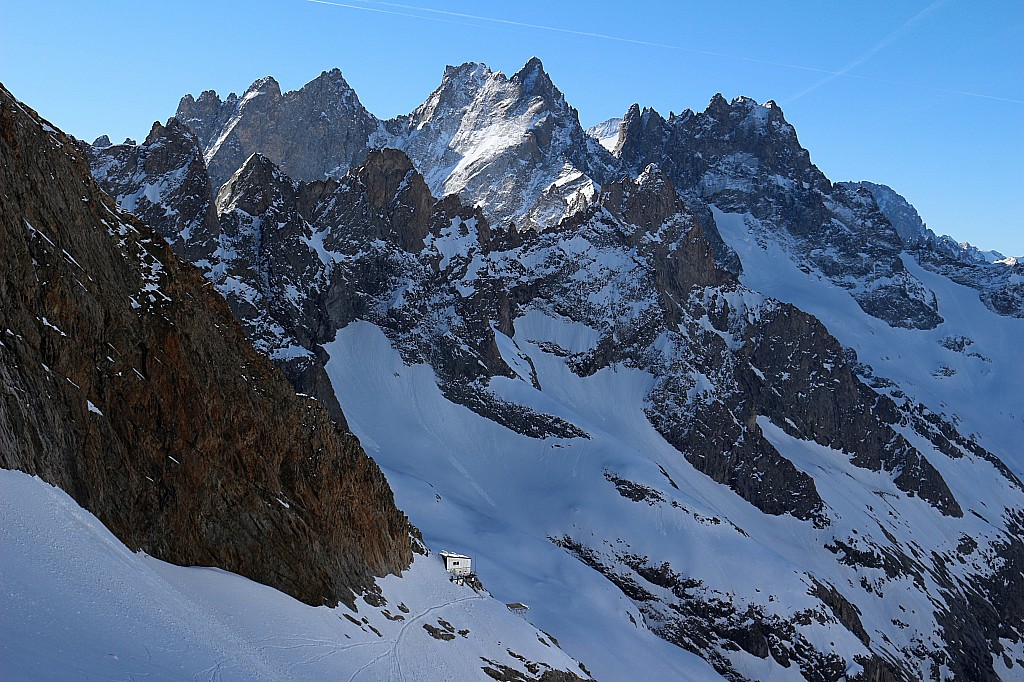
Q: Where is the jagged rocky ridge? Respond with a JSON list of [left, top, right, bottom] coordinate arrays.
[[609, 100, 1021, 324], [840, 180, 1023, 318], [0, 83, 415, 608], [162, 60, 1021, 329], [172, 59, 619, 232], [175, 68, 384, 189], [85, 62, 1024, 680]]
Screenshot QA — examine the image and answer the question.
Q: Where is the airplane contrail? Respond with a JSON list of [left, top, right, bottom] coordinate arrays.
[[784, 0, 950, 104], [308, 0, 688, 51], [304, 0, 859, 76], [303, 0, 1024, 105]]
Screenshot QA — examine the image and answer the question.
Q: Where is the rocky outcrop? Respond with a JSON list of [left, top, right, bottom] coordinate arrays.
[[0, 83, 413, 607], [176, 69, 384, 188], [597, 164, 730, 324], [87, 118, 220, 265], [615, 97, 829, 196], [743, 303, 961, 516], [614, 97, 944, 330], [314, 148, 436, 254]]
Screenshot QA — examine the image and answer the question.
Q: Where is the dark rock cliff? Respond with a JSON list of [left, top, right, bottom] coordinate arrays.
[[614, 98, 944, 330], [0, 83, 413, 607]]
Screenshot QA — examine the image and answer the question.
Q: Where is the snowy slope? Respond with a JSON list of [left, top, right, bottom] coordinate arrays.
[[324, 307, 1024, 681], [324, 321, 726, 681], [585, 118, 622, 152], [0, 469, 592, 681], [713, 208, 1024, 470]]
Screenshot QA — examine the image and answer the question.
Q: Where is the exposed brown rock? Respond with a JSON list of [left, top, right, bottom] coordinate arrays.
[[0, 83, 412, 607], [598, 165, 732, 325]]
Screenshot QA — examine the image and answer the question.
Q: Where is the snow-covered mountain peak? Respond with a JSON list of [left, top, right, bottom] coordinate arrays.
[[517, 55, 546, 75], [404, 57, 572, 133], [86, 112, 220, 264], [510, 55, 564, 107], [388, 58, 619, 230], [585, 117, 623, 152], [842, 179, 1015, 263], [397, 64, 496, 134], [617, 92, 826, 196]]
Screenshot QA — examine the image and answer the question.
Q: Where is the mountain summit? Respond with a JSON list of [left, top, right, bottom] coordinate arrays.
[[176, 68, 384, 187]]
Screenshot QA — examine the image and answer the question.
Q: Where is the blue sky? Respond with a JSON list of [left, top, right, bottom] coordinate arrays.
[[2, 0, 1021, 254]]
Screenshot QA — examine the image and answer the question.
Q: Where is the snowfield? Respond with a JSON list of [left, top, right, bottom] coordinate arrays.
[[712, 207, 1024, 470], [321, 294, 1024, 681], [324, 320, 724, 681], [0, 469, 592, 681]]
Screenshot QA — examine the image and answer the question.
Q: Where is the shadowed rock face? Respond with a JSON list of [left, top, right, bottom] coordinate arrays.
[[0, 83, 413, 607]]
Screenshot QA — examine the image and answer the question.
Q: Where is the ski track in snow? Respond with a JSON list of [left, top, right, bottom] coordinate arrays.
[[0, 470, 588, 682]]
